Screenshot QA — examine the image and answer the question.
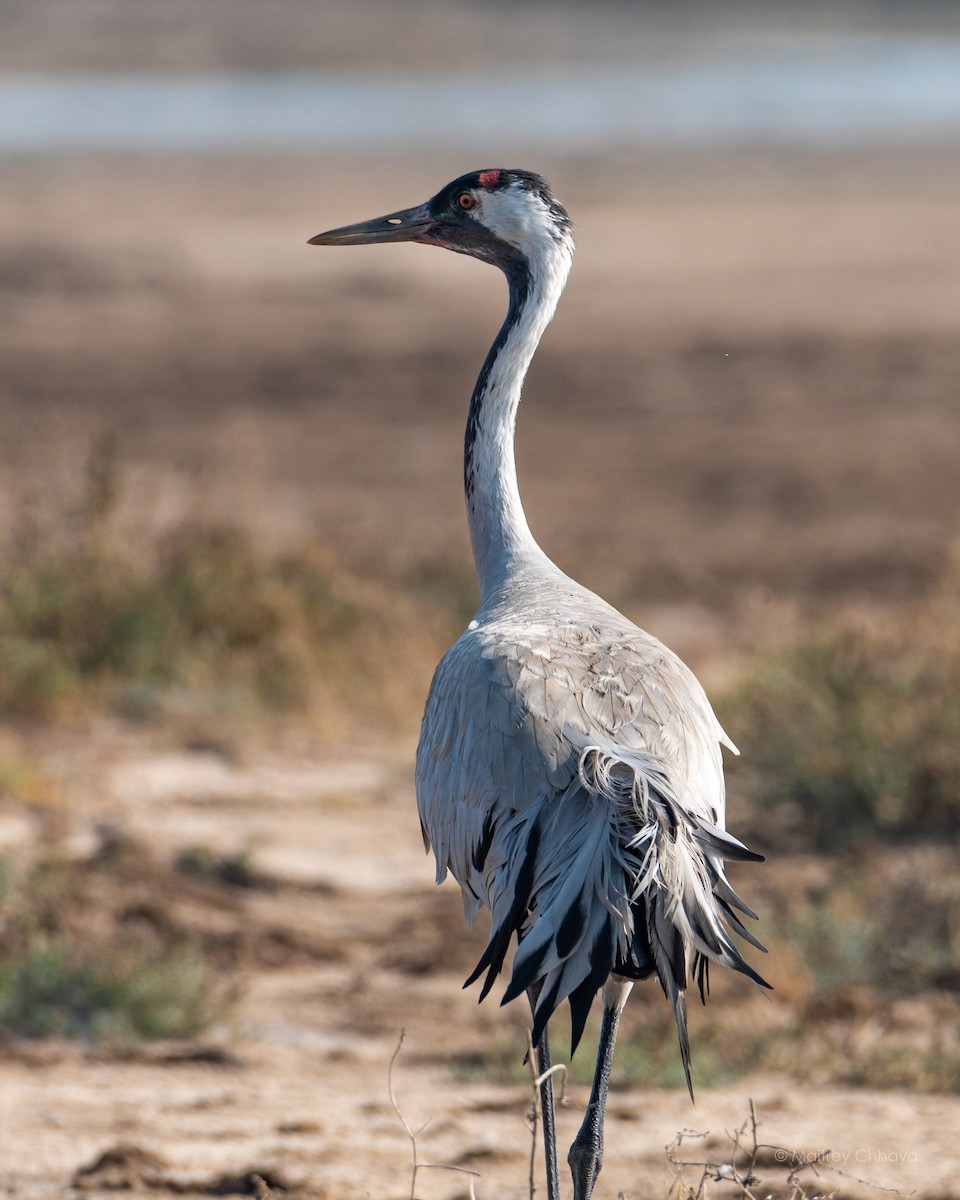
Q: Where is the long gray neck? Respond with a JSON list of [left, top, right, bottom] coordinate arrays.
[[464, 243, 572, 602]]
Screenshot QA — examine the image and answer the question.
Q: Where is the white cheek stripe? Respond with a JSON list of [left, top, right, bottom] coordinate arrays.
[[471, 185, 573, 287], [474, 187, 550, 247]]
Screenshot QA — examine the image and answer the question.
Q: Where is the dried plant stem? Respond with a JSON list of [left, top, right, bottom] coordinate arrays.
[[388, 1029, 481, 1200]]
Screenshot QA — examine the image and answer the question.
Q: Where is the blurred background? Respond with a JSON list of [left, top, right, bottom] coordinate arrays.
[[1, 3, 959, 1197]]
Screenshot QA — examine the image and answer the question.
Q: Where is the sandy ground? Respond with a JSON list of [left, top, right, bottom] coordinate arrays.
[[3, 735, 960, 1200]]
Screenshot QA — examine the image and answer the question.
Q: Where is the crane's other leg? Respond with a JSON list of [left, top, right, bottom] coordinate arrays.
[[527, 982, 560, 1200], [568, 977, 633, 1200]]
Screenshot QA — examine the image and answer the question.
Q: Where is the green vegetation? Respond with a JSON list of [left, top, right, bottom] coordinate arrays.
[[0, 517, 392, 722], [0, 938, 222, 1042], [0, 440, 465, 734], [724, 583, 960, 851], [788, 860, 960, 995], [0, 852, 230, 1043]]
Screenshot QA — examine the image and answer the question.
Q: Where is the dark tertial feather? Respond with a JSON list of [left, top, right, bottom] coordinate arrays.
[[464, 819, 540, 1000], [726, 948, 772, 991], [530, 971, 565, 1049], [713, 874, 759, 920], [501, 931, 552, 1004], [673, 988, 694, 1101], [695, 954, 710, 1005], [614, 908, 656, 980], [693, 820, 766, 863], [645, 891, 696, 1099], [717, 898, 767, 953], [686, 903, 725, 957], [567, 975, 597, 1058], [472, 811, 496, 873], [555, 893, 589, 959], [551, 916, 618, 1056]]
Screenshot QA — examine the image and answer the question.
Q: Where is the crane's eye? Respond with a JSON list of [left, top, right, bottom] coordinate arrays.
[[457, 192, 477, 211]]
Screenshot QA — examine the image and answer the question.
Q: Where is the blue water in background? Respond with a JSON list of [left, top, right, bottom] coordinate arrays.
[[2, 38, 960, 154]]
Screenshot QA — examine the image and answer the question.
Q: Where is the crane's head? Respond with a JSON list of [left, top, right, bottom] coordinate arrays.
[[308, 169, 573, 278]]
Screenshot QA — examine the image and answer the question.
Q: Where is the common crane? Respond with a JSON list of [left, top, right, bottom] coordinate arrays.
[[309, 169, 768, 1200]]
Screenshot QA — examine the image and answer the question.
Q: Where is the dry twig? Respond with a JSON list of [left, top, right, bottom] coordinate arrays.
[[388, 1029, 481, 1200]]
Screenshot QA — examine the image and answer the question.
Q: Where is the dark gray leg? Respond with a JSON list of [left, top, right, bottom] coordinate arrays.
[[527, 984, 560, 1200], [568, 999, 622, 1200]]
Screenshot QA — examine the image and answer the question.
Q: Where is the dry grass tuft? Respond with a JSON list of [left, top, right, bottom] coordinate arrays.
[[666, 1101, 909, 1200], [725, 563, 960, 852], [0, 439, 464, 736], [0, 833, 235, 1044]]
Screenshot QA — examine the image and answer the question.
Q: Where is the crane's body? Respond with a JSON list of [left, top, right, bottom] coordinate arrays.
[[310, 169, 767, 1200], [418, 571, 755, 1041]]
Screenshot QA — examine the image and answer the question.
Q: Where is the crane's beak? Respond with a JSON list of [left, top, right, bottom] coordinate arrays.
[[308, 200, 436, 246]]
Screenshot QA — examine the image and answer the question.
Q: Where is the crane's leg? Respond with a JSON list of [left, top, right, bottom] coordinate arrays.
[[527, 983, 560, 1200], [568, 977, 633, 1200]]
